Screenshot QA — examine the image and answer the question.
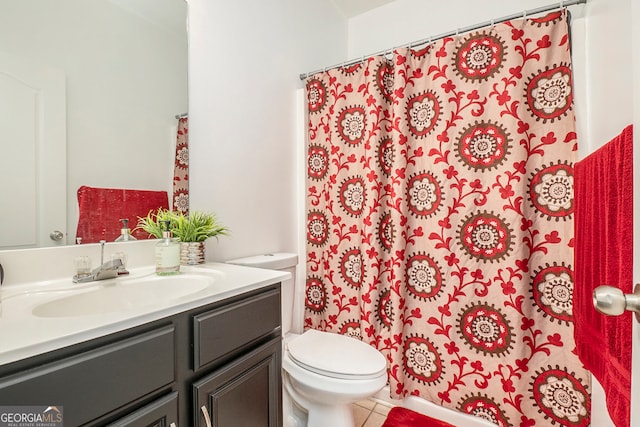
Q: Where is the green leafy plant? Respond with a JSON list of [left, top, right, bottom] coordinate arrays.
[[172, 210, 230, 242], [136, 209, 229, 242]]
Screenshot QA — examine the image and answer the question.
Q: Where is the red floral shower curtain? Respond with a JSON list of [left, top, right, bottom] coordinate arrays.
[[305, 11, 590, 427], [173, 116, 189, 214]]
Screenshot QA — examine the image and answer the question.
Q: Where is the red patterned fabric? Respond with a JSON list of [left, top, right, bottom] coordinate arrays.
[[382, 407, 455, 427], [173, 117, 189, 214], [574, 125, 633, 427], [76, 186, 169, 243], [305, 11, 590, 427]]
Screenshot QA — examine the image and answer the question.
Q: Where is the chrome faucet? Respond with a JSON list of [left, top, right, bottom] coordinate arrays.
[[73, 240, 122, 283]]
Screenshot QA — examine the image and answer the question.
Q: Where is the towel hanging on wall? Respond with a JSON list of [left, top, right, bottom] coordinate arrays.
[[75, 186, 169, 243], [573, 124, 633, 427]]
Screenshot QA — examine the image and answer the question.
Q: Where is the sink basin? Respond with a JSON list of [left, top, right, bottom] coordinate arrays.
[[32, 274, 213, 318]]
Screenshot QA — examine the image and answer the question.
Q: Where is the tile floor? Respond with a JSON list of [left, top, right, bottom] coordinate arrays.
[[351, 399, 394, 427]]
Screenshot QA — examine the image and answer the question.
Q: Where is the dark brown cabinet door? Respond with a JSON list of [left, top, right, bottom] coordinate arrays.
[[194, 337, 282, 427], [107, 392, 178, 427]]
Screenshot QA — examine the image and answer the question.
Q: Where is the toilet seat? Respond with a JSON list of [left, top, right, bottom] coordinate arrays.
[[287, 329, 387, 380]]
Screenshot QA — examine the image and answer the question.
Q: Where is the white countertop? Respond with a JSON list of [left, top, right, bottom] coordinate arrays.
[[0, 263, 289, 366]]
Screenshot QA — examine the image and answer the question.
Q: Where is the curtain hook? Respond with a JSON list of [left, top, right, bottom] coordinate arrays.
[[455, 28, 460, 36], [490, 18, 495, 31]]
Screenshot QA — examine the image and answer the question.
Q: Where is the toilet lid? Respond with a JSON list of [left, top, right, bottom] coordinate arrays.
[[287, 329, 387, 380]]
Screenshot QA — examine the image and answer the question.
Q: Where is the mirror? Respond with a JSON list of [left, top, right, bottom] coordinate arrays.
[[0, 0, 188, 248]]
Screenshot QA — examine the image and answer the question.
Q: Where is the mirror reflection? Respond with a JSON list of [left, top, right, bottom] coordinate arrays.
[[0, 0, 188, 249]]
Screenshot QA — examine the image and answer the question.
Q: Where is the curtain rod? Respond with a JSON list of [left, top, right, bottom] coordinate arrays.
[[299, 0, 586, 80]]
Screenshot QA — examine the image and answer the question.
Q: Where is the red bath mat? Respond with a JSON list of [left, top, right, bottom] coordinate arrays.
[[382, 407, 456, 427]]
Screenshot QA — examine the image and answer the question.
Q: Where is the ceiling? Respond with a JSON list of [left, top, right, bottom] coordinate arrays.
[[331, 0, 396, 18]]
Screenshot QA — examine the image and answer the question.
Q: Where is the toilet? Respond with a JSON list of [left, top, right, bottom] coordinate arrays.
[[227, 253, 388, 427]]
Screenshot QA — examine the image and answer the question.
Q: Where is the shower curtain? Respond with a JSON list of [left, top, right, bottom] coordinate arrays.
[[173, 116, 189, 214], [305, 11, 590, 427]]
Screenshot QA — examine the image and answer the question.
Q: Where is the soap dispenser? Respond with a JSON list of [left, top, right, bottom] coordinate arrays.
[[115, 218, 137, 242], [155, 220, 180, 275]]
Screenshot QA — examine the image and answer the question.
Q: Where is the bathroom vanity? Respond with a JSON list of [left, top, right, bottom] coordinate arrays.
[[0, 263, 286, 427]]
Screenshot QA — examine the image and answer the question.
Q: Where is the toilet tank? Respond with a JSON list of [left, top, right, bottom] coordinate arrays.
[[226, 253, 298, 335]]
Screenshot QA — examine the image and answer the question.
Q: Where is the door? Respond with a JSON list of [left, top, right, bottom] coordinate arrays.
[[0, 52, 66, 248]]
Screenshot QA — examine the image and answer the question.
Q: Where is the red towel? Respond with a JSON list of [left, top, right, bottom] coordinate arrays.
[[573, 125, 633, 427], [75, 185, 169, 243], [382, 407, 456, 427]]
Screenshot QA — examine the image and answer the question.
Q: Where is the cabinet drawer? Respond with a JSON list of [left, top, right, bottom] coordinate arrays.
[[193, 288, 280, 370], [0, 325, 175, 426]]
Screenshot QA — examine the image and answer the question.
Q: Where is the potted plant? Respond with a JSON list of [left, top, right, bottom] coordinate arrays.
[[137, 209, 229, 265]]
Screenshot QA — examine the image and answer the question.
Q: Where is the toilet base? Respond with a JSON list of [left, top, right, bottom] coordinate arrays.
[[283, 382, 307, 427], [284, 371, 359, 427], [284, 393, 355, 427], [306, 404, 355, 427]]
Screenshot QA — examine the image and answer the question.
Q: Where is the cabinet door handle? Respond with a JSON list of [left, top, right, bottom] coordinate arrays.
[[200, 405, 213, 427]]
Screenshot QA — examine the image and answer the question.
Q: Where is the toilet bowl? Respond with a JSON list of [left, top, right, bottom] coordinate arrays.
[[227, 254, 388, 427], [283, 329, 387, 427]]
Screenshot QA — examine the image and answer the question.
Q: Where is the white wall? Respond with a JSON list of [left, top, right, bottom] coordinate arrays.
[[187, 0, 347, 261], [348, 0, 559, 58], [0, 0, 187, 241], [581, 0, 633, 153]]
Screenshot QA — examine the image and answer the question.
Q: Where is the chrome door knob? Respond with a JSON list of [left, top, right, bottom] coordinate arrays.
[[593, 284, 640, 321], [49, 230, 64, 241]]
